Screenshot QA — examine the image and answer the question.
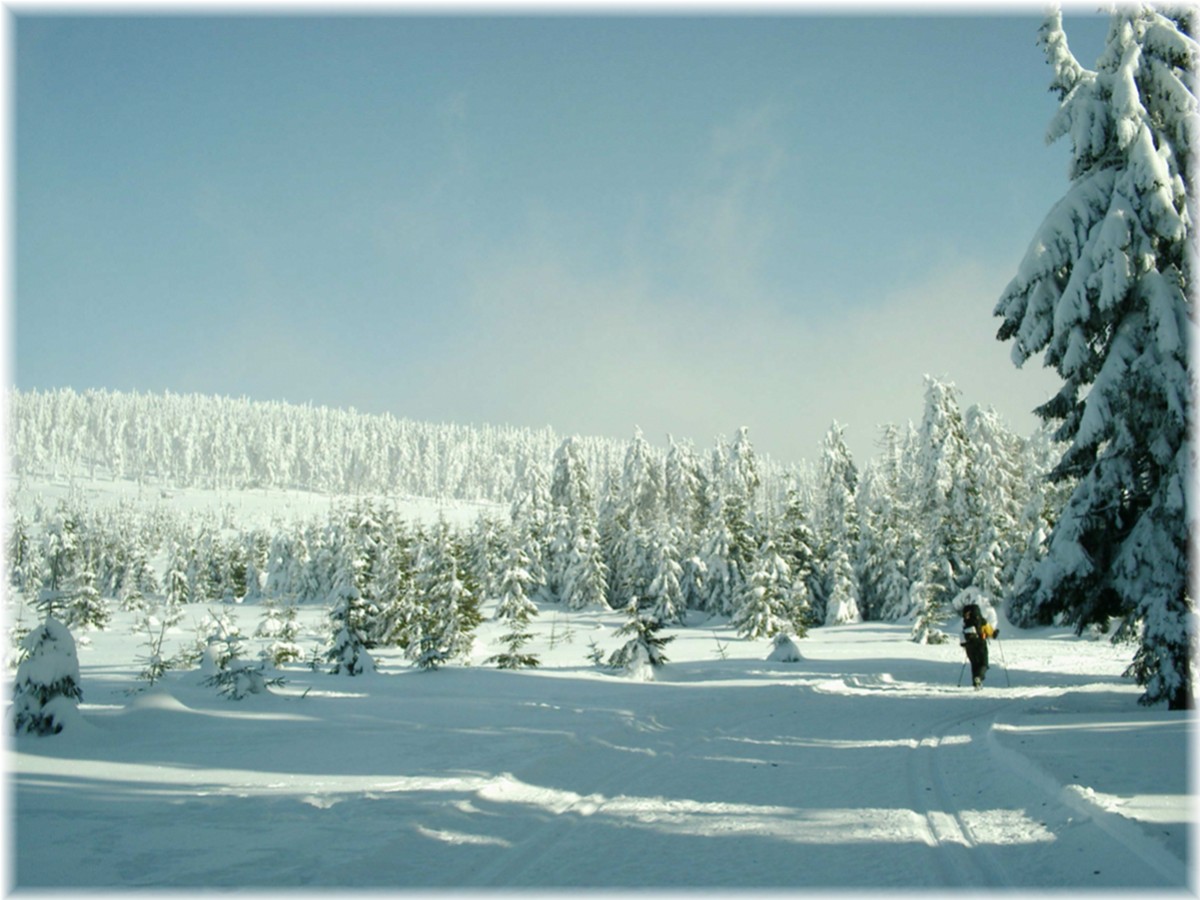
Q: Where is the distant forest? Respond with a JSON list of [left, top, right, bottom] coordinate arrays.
[[6, 385, 1068, 655]]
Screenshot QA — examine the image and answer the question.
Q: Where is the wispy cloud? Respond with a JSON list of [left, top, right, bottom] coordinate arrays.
[[424, 100, 1057, 464], [446, 232, 1057, 465], [666, 102, 791, 304]]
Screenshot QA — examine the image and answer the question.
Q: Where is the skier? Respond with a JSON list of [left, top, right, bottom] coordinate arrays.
[[960, 603, 997, 690]]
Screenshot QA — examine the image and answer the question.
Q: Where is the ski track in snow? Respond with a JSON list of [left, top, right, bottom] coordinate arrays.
[[908, 697, 1013, 888], [8, 606, 1194, 891]]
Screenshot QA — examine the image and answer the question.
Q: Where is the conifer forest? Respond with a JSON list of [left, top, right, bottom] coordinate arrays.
[[7, 380, 1068, 668]]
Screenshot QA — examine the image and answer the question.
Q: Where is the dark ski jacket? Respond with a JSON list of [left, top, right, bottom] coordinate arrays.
[[960, 604, 996, 644], [961, 619, 995, 643]]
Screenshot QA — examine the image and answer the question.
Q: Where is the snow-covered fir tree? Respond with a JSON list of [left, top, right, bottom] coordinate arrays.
[[604, 429, 665, 607], [562, 515, 610, 611], [813, 424, 861, 625], [343, 501, 387, 621], [596, 471, 626, 603], [698, 511, 735, 616], [6, 514, 42, 596], [678, 549, 708, 613], [775, 484, 822, 625], [297, 525, 332, 604], [509, 459, 553, 602], [703, 492, 757, 617], [413, 520, 481, 670], [964, 406, 1028, 600], [242, 530, 268, 603], [548, 437, 609, 609], [120, 541, 159, 612], [326, 595, 375, 676], [324, 534, 376, 676], [39, 512, 80, 608], [63, 565, 109, 632], [909, 567, 952, 646], [12, 614, 83, 735], [257, 597, 304, 666], [726, 426, 762, 519], [164, 539, 191, 607], [1009, 427, 1074, 611], [855, 427, 916, 622], [264, 530, 294, 600], [663, 437, 705, 535], [187, 526, 216, 604], [621, 428, 665, 528], [607, 598, 674, 680], [732, 536, 806, 640], [201, 611, 280, 699], [994, 7, 1195, 707], [486, 541, 540, 669], [609, 510, 650, 610], [465, 514, 506, 610], [377, 528, 422, 654], [644, 522, 687, 625], [912, 378, 974, 603], [550, 436, 595, 522]]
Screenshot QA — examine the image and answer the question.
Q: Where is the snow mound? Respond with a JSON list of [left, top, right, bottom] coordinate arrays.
[[767, 633, 804, 662], [124, 688, 193, 714]]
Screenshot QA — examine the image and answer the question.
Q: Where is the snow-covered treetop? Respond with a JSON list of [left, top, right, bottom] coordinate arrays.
[[996, 5, 1194, 402]]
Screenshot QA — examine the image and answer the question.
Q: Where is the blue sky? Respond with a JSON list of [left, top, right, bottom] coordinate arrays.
[[13, 7, 1111, 465]]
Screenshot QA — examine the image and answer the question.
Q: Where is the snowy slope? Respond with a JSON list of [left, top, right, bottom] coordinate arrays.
[[7, 474, 500, 530], [7, 596, 1193, 891]]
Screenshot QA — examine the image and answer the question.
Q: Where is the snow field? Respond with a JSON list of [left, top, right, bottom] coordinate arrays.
[[8, 475, 498, 531], [8, 600, 1193, 891]]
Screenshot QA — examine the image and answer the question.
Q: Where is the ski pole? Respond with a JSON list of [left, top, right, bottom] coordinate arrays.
[[957, 660, 966, 687], [995, 637, 1011, 687]]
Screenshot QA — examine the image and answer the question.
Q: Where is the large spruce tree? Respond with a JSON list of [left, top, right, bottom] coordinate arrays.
[[995, 7, 1194, 708]]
